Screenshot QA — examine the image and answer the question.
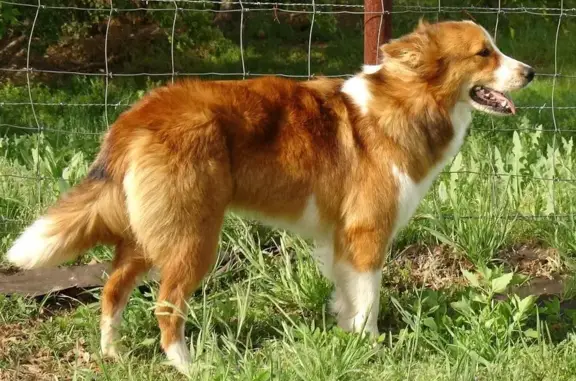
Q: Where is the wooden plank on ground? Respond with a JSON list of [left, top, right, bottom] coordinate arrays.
[[0, 262, 568, 304], [0, 263, 111, 297]]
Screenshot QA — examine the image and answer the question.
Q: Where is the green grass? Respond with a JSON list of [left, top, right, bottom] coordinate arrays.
[[3, 3, 576, 379], [2, 240, 576, 380]]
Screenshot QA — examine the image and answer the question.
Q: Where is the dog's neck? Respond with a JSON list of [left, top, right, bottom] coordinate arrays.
[[341, 67, 472, 180]]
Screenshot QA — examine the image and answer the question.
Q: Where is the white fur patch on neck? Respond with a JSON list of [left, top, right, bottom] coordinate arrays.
[[450, 101, 473, 139], [391, 102, 472, 237], [341, 75, 371, 115], [362, 64, 382, 74]]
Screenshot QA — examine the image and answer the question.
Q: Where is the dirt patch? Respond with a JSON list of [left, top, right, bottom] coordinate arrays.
[[0, 265, 20, 276], [496, 241, 564, 279], [384, 242, 568, 294], [0, 320, 98, 381], [0, 321, 50, 381], [384, 244, 474, 291], [0, 17, 168, 84], [1, 9, 361, 85]]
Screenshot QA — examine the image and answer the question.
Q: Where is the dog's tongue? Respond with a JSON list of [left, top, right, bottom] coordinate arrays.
[[489, 89, 516, 115]]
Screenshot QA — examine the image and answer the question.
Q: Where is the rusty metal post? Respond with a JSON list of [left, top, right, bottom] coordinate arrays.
[[364, 0, 392, 65]]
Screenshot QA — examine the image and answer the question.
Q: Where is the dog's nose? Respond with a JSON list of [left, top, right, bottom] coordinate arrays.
[[523, 66, 535, 83]]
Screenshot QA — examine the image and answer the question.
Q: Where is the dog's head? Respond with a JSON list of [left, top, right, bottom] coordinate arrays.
[[380, 19, 534, 115]]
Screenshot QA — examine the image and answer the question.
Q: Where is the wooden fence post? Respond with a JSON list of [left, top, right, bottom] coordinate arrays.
[[364, 0, 392, 65]]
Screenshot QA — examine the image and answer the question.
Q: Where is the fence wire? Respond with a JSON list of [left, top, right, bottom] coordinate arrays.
[[0, 0, 575, 232]]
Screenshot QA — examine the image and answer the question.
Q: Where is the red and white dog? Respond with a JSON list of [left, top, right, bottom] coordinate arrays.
[[7, 20, 533, 373]]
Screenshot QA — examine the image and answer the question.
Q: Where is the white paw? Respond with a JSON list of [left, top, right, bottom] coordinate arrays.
[[101, 343, 122, 359], [330, 262, 381, 336], [329, 288, 348, 317], [100, 314, 123, 359], [330, 289, 379, 335], [165, 340, 193, 375], [339, 315, 379, 336]]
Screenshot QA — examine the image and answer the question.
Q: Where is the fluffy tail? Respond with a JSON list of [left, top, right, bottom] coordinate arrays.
[[6, 180, 118, 270]]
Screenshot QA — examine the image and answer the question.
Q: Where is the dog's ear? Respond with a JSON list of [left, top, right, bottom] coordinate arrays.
[[379, 20, 436, 71], [379, 32, 430, 70], [416, 17, 430, 33]]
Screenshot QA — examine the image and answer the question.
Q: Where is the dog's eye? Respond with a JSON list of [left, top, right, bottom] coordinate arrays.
[[476, 48, 491, 57]]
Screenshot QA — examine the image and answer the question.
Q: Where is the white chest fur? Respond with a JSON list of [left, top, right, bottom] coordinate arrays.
[[391, 102, 472, 236]]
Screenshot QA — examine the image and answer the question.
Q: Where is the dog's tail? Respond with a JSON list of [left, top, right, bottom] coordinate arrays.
[[6, 178, 123, 270]]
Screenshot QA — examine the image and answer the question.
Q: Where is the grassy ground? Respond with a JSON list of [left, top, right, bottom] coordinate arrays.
[[2, 236, 576, 380], [3, 4, 576, 380]]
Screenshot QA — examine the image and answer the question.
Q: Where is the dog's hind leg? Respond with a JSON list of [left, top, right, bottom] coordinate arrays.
[[121, 131, 232, 374], [153, 215, 224, 374], [100, 241, 151, 358]]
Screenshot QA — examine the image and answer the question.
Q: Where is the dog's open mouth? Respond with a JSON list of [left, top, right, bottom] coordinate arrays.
[[469, 86, 516, 115]]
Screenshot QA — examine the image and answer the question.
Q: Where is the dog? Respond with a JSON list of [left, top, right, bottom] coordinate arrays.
[[6, 20, 534, 374]]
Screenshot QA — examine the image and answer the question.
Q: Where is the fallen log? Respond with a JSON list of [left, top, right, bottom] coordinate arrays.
[[0, 263, 569, 309], [0, 263, 111, 297]]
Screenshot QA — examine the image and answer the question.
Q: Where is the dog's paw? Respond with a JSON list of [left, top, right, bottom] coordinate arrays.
[[101, 342, 126, 359]]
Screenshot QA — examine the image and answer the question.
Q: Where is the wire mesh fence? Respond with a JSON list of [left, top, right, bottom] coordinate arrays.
[[1, 0, 575, 239]]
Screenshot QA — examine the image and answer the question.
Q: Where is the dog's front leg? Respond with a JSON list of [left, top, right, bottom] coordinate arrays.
[[329, 223, 388, 336]]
